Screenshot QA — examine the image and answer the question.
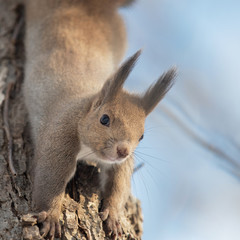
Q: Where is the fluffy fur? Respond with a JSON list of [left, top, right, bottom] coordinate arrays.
[[24, 0, 176, 239]]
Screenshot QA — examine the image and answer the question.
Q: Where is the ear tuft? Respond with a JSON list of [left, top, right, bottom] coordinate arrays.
[[111, 49, 141, 91], [142, 67, 177, 115], [98, 50, 142, 105]]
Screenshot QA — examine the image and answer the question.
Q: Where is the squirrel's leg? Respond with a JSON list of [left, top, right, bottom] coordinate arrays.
[[99, 156, 134, 238], [32, 147, 77, 239]]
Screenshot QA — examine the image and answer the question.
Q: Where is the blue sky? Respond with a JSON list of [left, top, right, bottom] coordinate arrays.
[[120, 0, 240, 239]]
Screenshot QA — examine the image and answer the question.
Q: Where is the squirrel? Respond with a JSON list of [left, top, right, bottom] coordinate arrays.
[[24, 0, 176, 239]]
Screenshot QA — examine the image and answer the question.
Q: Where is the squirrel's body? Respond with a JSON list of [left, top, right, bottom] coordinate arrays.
[[24, 0, 176, 238], [25, 0, 126, 138]]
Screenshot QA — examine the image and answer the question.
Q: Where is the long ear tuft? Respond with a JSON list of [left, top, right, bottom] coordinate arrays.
[[97, 50, 141, 106], [142, 67, 177, 115]]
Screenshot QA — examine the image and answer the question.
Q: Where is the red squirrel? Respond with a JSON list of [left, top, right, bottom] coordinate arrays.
[[24, 0, 176, 239]]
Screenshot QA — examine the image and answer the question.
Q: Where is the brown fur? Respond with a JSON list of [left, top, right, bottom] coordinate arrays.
[[24, 0, 176, 238], [142, 67, 177, 115]]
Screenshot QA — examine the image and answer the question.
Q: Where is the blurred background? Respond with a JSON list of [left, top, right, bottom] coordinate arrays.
[[120, 0, 240, 239]]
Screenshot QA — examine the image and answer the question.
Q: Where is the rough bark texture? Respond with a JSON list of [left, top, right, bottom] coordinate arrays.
[[0, 1, 143, 239]]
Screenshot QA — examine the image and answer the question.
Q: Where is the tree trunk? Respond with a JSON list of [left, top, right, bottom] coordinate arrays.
[[0, 1, 143, 239]]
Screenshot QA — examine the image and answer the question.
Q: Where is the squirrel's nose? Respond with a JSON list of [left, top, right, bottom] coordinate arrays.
[[117, 143, 129, 159]]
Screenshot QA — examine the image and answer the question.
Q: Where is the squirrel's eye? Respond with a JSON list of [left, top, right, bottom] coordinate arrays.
[[100, 114, 110, 127], [139, 134, 144, 141]]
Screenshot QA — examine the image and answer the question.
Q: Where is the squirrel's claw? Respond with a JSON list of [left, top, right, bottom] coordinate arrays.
[[33, 210, 61, 239], [40, 220, 50, 237], [34, 211, 47, 223], [99, 208, 109, 221], [101, 208, 123, 239], [55, 221, 61, 238]]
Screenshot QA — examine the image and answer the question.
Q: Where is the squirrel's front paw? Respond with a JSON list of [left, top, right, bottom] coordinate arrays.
[[100, 208, 123, 239], [34, 211, 61, 240]]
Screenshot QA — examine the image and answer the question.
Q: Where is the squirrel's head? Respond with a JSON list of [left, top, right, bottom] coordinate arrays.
[[78, 50, 176, 164]]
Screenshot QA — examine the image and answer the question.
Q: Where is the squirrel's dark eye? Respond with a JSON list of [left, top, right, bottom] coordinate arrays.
[[100, 114, 110, 127], [139, 134, 144, 141]]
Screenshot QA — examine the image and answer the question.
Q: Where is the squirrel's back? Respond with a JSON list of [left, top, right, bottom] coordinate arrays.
[[24, 0, 130, 137]]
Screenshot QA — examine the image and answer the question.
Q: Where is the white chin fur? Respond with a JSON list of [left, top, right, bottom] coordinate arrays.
[[100, 157, 127, 165], [76, 143, 127, 164]]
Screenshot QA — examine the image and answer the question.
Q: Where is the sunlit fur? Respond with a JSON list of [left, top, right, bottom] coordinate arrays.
[[142, 68, 177, 115], [24, 0, 176, 238]]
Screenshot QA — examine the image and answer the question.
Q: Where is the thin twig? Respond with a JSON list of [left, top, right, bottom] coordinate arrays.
[[133, 162, 144, 173], [3, 82, 16, 176], [161, 102, 240, 170]]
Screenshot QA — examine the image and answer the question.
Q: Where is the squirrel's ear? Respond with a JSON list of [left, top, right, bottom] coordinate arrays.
[[141, 67, 177, 115], [97, 50, 141, 106]]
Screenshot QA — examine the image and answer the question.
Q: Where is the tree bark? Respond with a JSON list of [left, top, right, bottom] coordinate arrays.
[[0, 1, 143, 239]]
